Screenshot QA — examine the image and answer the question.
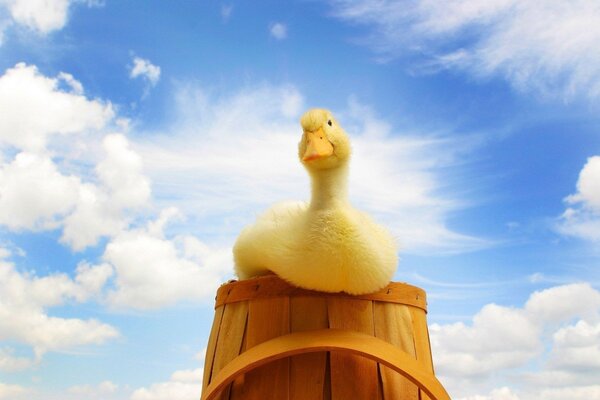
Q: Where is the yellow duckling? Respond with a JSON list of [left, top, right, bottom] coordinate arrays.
[[233, 108, 398, 294]]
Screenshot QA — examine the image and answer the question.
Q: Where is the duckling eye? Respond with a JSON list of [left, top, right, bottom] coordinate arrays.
[[327, 120, 332, 126]]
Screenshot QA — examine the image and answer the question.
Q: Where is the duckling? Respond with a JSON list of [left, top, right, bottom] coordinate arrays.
[[233, 108, 398, 294]]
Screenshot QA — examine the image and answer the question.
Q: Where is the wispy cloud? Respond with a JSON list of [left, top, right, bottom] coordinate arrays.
[[269, 22, 287, 40], [136, 82, 486, 254], [221, 4, 233, 22], [129, 56, 161, 87], [0, 61, 487, 317], [328, 0, 600, 101]]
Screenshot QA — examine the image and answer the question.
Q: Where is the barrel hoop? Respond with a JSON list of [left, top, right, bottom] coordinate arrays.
[[201, 329, 449, 400], [215, 275, 427, 312]]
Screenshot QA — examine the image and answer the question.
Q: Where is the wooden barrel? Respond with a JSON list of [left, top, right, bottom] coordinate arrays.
[[201, 275, 449, 400]]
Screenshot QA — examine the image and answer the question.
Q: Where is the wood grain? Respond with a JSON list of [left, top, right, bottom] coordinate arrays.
[[210, 302, 248, 400], [238, 297, 290, 399], [327, 298, 377, 400], [410, 307, 434, 400], [289, 296, 329, 400], [374, 302, 419, 400], [202, 305, 225, 394], [202, 277, 445, 400]]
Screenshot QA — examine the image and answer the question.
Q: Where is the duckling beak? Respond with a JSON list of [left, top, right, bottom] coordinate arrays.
[[302, 128, 334, 162]]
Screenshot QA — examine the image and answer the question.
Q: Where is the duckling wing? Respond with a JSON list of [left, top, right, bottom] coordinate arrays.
[[233, 201, 307, 279]]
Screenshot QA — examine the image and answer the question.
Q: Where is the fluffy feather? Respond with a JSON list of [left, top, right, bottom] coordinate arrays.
[[233, 108, 398, 294]]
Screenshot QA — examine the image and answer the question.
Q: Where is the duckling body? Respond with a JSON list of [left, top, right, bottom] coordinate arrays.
[[233, 109, 398, 294]]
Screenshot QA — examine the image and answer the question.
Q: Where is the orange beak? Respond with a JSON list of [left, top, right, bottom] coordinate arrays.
[[302, 128, 333, 162]]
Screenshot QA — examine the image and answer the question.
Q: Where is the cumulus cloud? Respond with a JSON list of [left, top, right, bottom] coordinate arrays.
[[566, 156, 600, 211], [525, 283, 600, 323], [550, 320, 600, 370], [432, 283, 600, 398], [328, 0, 600, 100], [0, 248, 118, 368], [67, 381, 118, 397], [61, 133, 151, 250], [458, 387, 520, 400], [534, 385, 600, 400], [269, 22, 287, 40], [558, 156, 600, 241], [0, 63, 153, 249], [130, 368, 202, 400], [0, 0, 72, 34], [0, 152, 81, 230], [129, 56, 161, 87], [0, 63, 230, 312], [0, 382, 29, 399], [0, 63, 113, 152], [0, 135, 150, 250], [105, 208, 232, 309], [431, 304, 540, 379], [137, 83, 484, 254]]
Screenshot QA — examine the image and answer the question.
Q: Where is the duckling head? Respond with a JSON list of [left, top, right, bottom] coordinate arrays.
[[298, 108, 351, 171]]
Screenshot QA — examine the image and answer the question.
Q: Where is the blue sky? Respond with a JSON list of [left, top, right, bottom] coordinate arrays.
[[1, 1, 600, 399]]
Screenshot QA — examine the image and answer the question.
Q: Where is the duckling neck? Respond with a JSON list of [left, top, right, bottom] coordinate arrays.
[[308, 164, 349, 209]]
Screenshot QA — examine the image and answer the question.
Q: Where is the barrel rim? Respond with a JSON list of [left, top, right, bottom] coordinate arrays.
[[214, 275, 427, 312]]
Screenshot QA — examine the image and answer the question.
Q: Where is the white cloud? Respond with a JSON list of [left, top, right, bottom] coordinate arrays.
[[129, 57, 161, 87], [0, 63, 113, 152], [0, 63, 230, 312], [130, 368, 202, 400], [558, 156, 600, 241], [535, 385, 600, 400], [521, 320, 600, 391], [0, 382, 29, 399], [0, 152, 81, 230], [0, 135, 150, 250], [194, 346, 207, 362], [432, 283, 600, 398], [550, 320, 600, 370], [68, 381, 118, 397], [565, 156, 600, 211], [431, 304, 540, 379], [0, 348, 35, 371], [105, 209, 232, 309], [0, 0, 71, 33], [328, 0, 600, 100], [0, 249, 118, 368], [72, 262, 115, 302], [269, 22, 287, 40], [61, 133, 151, 250], [57, 72, 84, 95], [458, 387, 520, 400], [0, 63, 151, 248], [221, 4, 233, 22], [97, 134, 151, 209], [0, 0, 101, 37], [525, 283, 600, 324], [136, 83, 485, 254]]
